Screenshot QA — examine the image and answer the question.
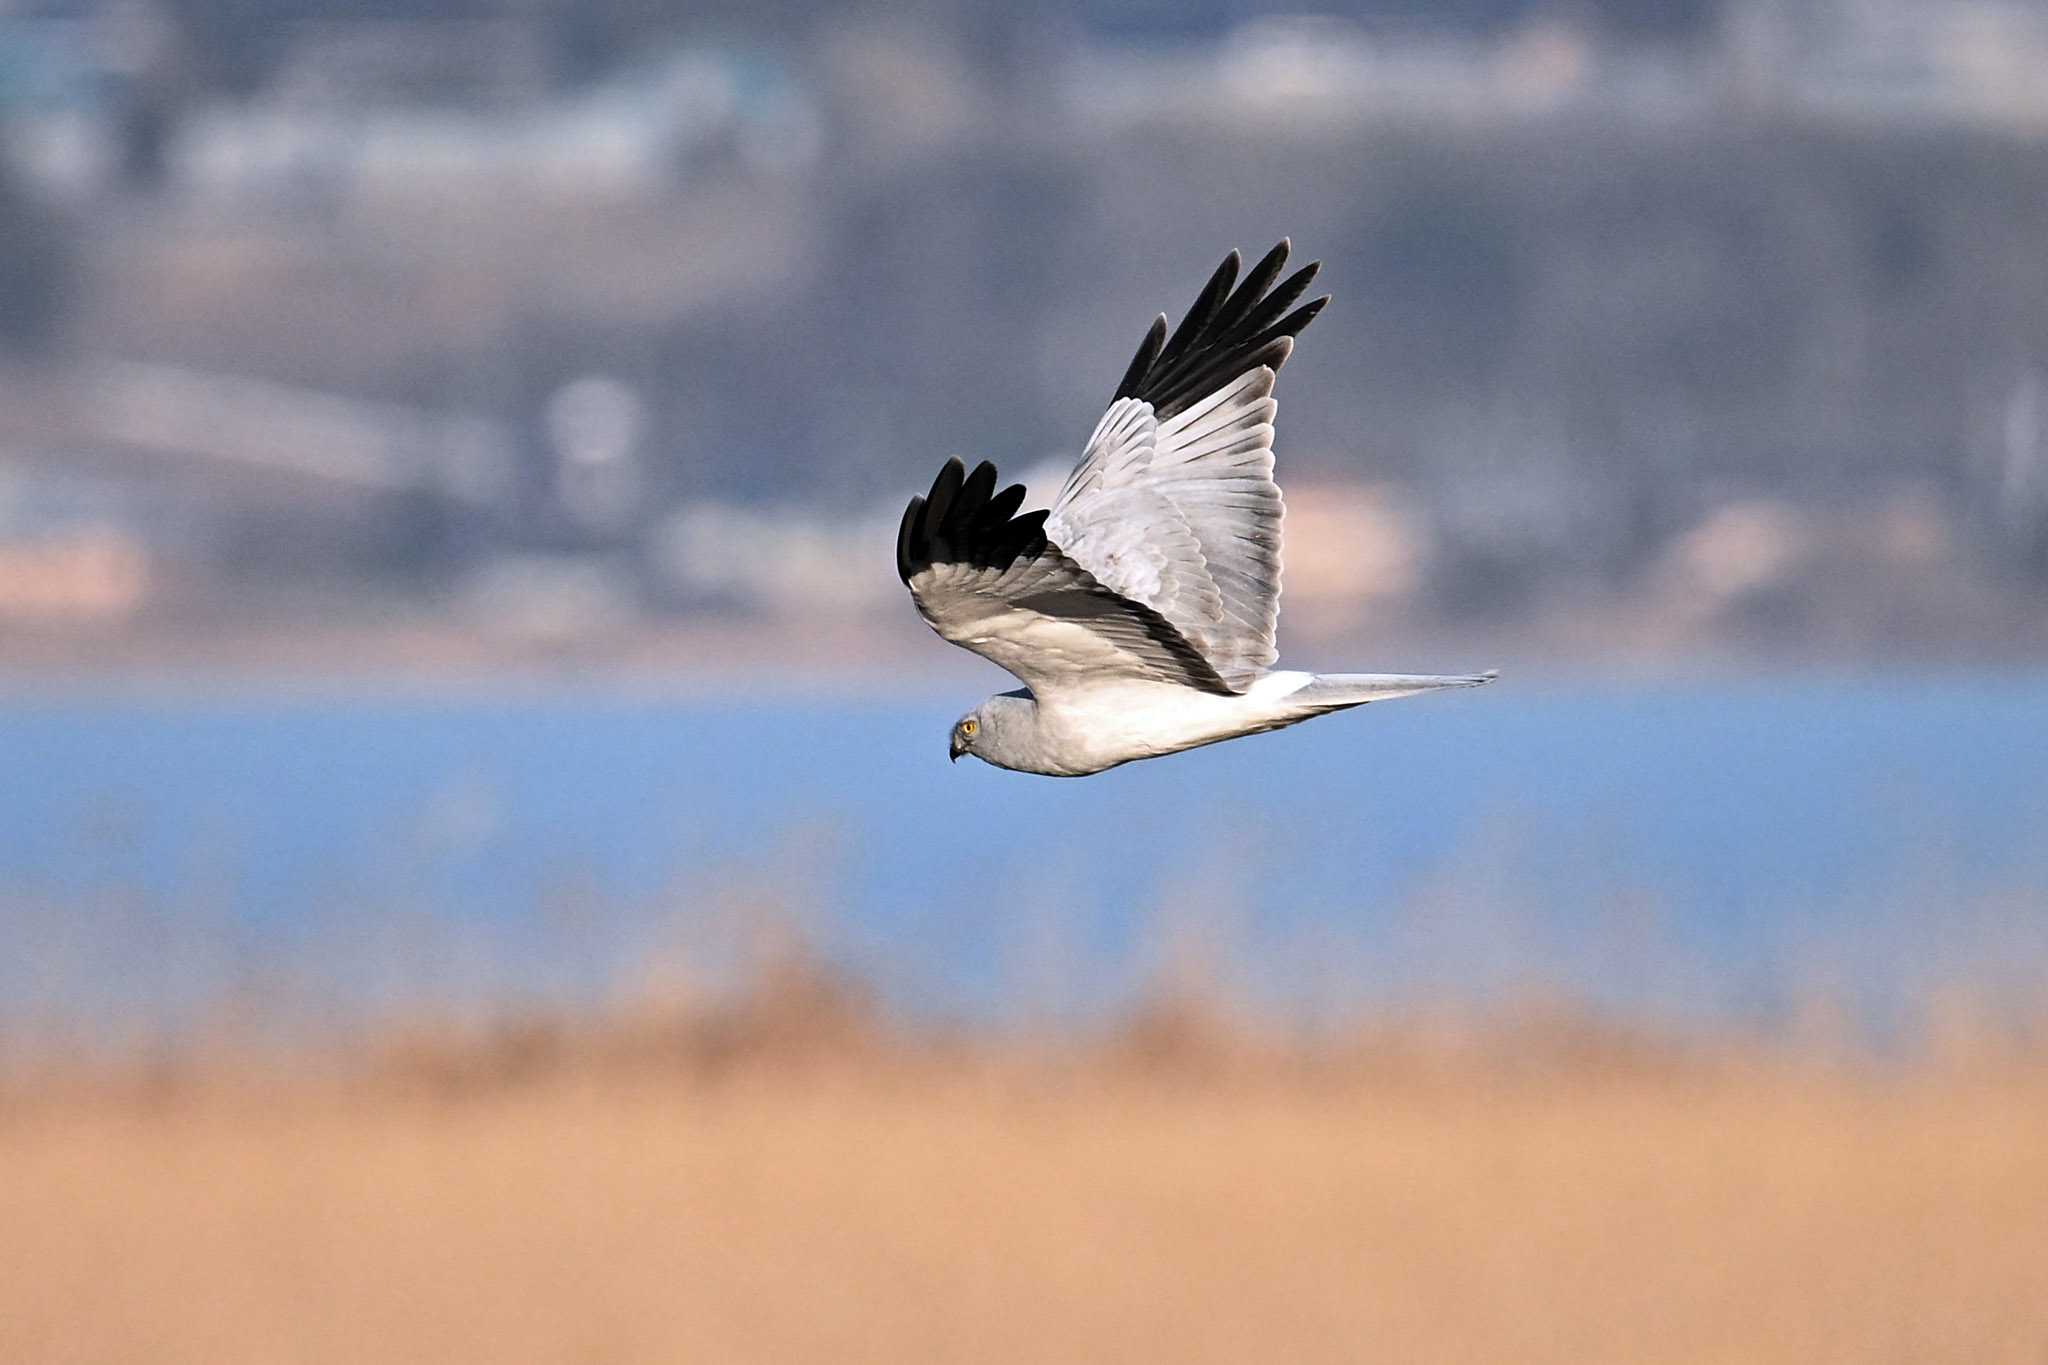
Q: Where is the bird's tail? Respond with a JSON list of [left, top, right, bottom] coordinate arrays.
[[1294, 670, 1498, 712]]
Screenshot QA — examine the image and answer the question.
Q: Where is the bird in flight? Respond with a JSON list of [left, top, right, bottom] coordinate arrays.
[[897, 242, 1495, 776]]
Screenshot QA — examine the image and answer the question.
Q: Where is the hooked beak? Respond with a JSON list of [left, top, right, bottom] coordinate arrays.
[[949, 732, 965, 762]]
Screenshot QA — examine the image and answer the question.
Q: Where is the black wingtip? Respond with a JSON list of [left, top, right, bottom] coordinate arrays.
[[1154, 251, 1240, 375], [1287, 294, 1331, 335], [956, 460, 998, 524], [1218, 242, 1291, 333], [896, 494, 925, 584], [1115, 242, 1330, 418], [924, 456, 967, 528], [1114, 314, 1169, 402], [898, 459, 1051, 586]]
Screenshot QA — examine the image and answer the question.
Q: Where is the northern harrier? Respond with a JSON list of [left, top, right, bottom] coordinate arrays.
[[897, 242, 1494, 776]]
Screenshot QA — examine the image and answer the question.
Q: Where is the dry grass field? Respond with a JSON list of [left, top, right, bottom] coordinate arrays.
[[4, 1005, 2048, 1365]]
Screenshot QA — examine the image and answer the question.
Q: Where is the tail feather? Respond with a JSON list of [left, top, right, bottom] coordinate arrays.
[[1295, 670, 1498, 711]]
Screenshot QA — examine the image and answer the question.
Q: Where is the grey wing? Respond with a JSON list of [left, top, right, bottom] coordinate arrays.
[[896, 457, 1232, 698], [1047, 241, 1328, 691]]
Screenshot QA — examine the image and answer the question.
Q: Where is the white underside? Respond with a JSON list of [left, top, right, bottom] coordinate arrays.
[[999, 668, 1493, 777], [1036, 672, 1314, 774]]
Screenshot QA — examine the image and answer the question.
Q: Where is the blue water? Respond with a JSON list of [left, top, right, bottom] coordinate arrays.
[[3, 673, 2046, 1030]]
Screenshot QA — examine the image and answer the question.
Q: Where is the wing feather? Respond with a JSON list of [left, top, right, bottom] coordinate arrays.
[[897, 457, 1232, 697], [1049, 242, 1330, 689]]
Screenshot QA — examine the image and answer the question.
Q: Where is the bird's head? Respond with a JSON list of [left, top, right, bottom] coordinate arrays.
[[948, 692, 1033, 768], [948, 709, 981, 763]]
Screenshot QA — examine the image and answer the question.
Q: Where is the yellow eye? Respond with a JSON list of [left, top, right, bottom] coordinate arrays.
[[961, 718, 978, 737]]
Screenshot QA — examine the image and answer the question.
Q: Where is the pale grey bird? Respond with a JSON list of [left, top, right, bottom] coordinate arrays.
[[897, 241, 1495, 776]]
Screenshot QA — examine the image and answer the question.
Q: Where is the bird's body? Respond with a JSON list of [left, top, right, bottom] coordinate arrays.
[[979, 676, 1311, 777], [899, 242, 1494, 776], [970, 672, 1489, 777]]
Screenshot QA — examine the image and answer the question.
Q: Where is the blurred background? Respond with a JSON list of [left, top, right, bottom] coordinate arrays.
[[4, 1, 2048, 1360]]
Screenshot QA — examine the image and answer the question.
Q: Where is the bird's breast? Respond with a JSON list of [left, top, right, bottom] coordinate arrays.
[[1036, 681, 1284, 769]]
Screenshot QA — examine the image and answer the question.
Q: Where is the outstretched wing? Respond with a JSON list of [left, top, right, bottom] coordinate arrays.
[[897, 456, 1232, 697], [1048, 241, 1327, 691]]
